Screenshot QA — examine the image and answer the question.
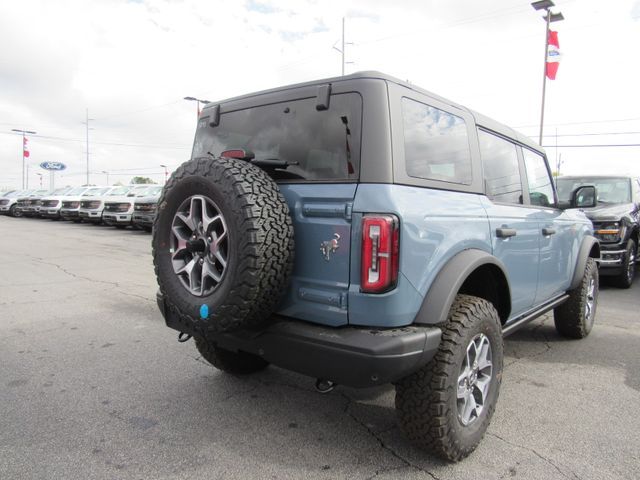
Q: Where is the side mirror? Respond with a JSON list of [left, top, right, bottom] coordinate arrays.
[[572, 185, 597, 208]]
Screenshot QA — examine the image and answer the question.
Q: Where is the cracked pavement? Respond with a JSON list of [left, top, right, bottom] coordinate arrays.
[[1, 216, 639, 479]]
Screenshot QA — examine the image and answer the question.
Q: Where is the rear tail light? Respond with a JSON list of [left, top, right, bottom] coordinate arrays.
[[361, 214, 400, 293]]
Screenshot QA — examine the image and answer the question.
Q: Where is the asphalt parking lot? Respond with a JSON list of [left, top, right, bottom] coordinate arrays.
[[1, 215, 639, 480]]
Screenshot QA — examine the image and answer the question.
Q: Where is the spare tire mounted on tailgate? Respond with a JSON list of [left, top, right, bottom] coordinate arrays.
[[152, 156, 294, 334]]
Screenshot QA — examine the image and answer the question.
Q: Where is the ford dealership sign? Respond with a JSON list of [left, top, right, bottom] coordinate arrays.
[[40, 162, 67, 171]]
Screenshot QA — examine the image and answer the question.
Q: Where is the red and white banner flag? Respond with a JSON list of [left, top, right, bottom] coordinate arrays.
[[23, 136, 30, 158], [546, 30, 561, 80]]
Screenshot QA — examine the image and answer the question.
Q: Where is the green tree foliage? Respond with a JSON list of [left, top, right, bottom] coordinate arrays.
[[130, 176, 156, 184]]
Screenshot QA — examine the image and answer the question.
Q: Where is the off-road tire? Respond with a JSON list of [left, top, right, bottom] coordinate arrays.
[[554, 257, 598, 338], [152, 156, 294, 334], [195, 337, 269, 375], [395, 294, 503, 462], [613, 239, 636, 289]]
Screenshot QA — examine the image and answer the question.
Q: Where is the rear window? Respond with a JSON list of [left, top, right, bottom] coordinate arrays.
[[192, 93, 362, 181]]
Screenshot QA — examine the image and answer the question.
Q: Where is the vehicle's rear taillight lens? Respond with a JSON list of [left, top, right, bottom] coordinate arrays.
[[361, 214, 400, 293]]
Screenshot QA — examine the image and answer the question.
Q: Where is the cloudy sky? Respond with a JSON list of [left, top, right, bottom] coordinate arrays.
[[1, 0, 639, 190]]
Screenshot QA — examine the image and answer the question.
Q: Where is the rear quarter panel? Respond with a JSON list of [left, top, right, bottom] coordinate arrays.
[[349, 184, 491, 327]]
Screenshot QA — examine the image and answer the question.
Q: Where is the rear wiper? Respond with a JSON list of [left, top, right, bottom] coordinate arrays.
[[251, 158, 299, 169], [208, 150, 298, 169]]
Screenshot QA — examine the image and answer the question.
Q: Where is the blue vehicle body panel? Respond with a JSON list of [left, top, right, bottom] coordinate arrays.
[[349, 184, 491, 327], [532, 208, 587, 304], [478, 198, 541, 316], [275, 183, 357, 327]]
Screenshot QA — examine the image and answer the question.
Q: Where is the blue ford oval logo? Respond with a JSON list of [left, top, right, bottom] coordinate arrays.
[[40, 162, 67, 171]]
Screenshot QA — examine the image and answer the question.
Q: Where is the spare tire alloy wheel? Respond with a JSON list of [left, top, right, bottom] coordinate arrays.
[[153, 156, 294, 335], [171, 195, 228, 296]]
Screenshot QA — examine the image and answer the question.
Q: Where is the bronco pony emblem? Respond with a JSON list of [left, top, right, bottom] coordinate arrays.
[[320, 233, 340, 261]]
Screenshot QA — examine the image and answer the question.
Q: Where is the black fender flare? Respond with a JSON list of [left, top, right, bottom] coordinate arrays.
[[414, 249, 511, 326], [569, 236, 600, 290]]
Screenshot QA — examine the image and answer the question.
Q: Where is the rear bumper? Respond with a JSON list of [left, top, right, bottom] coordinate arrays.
[[157, 292, 441, 388]]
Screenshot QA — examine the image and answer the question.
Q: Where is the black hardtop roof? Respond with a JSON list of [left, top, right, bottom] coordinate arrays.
[[202, 70, 542, 154]]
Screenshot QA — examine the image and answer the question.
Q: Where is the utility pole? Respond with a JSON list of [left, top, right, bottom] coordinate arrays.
[[531, 1, 564, 145], [11, 128, 37, 189], [341, 17, 345, 76], [333, 17, 353, 76], [83, 109, 94, 185]]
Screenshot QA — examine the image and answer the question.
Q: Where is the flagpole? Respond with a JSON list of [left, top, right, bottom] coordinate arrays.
[[539, 10, 551, 146], [532, 1, 564, 146], [22, 131, 26, 189], [11, 128, 37, 189]]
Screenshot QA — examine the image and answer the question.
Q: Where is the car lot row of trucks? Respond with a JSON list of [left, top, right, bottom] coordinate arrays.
[[0, 184, 162, 231]]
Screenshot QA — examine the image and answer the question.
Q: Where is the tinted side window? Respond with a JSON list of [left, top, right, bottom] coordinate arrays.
[[402, 98, 472, 185], [523, 148, 555, 207], [193, 93, 362, 181], [478, 130, 523, 204]]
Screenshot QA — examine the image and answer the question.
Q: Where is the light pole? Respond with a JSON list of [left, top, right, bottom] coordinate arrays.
[[531, 1, 564, 146], [83, 109, 94, 185], [102, 170, 109, 185], [11, 128, 37, 189], [159, 164, 168, 184], [184, 97, 211, 117]]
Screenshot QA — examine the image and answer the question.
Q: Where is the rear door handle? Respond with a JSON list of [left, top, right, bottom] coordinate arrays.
[[542, 227, 556, 236], [496, 228, 517, 238]]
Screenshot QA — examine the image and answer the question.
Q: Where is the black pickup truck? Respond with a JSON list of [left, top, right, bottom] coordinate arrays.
[[557, 175, 640, 288]]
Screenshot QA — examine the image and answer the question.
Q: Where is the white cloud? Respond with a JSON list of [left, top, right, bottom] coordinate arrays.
[[1, 0, 639, 189]]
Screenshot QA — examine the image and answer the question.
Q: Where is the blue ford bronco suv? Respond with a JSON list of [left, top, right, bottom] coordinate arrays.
[[153, 72, 600, 461]]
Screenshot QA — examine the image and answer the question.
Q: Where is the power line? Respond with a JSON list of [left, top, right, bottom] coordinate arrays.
[[92, 99, 183, 121], [538, 131, 640, 138], [515, 116, 640, 130], [1, 131, 189, 150], [542, 143, 640, 148]]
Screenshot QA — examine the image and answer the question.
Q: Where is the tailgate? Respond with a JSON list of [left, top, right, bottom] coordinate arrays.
[[275, 184, 357, 327]]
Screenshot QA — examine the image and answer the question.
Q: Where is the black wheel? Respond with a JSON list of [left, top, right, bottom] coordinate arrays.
[[613, 240, 636, 289], [11, 205, 21, 217], [395, 294, 503, 462], [554, 257, 598, 338], [195, 337, 269, 374], [152, 156, 294, 334], [143, 226, 152, 233]]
